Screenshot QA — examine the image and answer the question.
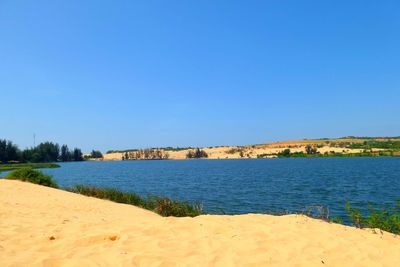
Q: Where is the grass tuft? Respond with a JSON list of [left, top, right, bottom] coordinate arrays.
[[68, 185, 202, 217], [345, 201, 400, 234], [0, 163, 60, 172], [5, 168, 59, 188]]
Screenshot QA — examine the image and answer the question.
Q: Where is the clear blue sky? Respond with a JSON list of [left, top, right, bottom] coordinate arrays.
[[1, 1, 399, 152]]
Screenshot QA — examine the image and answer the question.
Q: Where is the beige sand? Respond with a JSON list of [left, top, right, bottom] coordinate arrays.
[[1, 180, 399, 267], [103, 146, 365, 160]]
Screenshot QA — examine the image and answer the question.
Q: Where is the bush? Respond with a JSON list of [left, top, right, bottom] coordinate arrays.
[[0, 163, 60, 172], [146, 196, 203, 217], [345, 202, 400, 234], [70, 185, 145, 207], [69, 185, 202, 217], [186, 148, 208, 159], [6, 168, 58, 188]]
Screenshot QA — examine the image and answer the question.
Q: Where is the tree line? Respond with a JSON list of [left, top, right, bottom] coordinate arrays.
[[122, 149, 170, 160], [0, 139, 84, 163], [186, 148, 208, 159]]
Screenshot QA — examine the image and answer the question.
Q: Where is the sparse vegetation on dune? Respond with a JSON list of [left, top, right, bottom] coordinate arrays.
[[122, 148, 170, 160], [5, 168, 59, 188], [0, 163, 60, 172], [4, 169, 203, 217], [68, 185, 203, 217], [186, 148, 208, 159], [345, 202, 400, 234], [3, 168, 400, 232]]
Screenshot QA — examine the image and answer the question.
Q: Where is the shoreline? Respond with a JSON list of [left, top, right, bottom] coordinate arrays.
[[1, 179, 400, 266]]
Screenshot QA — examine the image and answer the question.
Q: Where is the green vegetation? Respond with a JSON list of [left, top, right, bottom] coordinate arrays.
[[275, 203, 400, 235], [3, 167, 400, 228], [346, 140, 400, 150], [0, 139, 19, 163], [0, 138, 84, 163], [186, 148, 208, 159], [84, 150, 104, 160], [257, 148, 399, 159], [106, 149, 139, 154], [107, 147, 193, 154], [122, 149, 169, 160], [69, 185, 202, 217], [5, 168, 59, 188], [345, 202, 400, 234], [0, 163, 60, 172]]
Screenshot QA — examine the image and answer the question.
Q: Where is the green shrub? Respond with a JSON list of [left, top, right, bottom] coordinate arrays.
[[186, 148, 208, 159], [146, 196, 203, 217], [6, 168, 58, 188], [0, 163, 60, 172], [345, 202, 400, 234], [68, 185, 202, 217], [70, 185, 145, 207]]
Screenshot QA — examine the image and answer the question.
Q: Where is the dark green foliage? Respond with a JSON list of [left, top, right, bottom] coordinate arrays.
[[22, 142, 60, 162], [345, 202, 400, 234], [186, 148, 208, 159], [70, 185, 145, 206], [305, 145, 318, 155], [21, 142, 83, 162], [0, 163, 60, 172], [5, 168, 58, 188], [278, 149, 291, 157], [60, 145, 72, 161], [0, 139, 20, 163], [330, 216, 343, 224], [1, 138, 86, 163], [73, 148, 84, 161], [69, 185, 203, 217], [146, 196, 203, 217], [347, 140, 400, 150], [90, 150, 103, 159], [123, 149, 169, 160]]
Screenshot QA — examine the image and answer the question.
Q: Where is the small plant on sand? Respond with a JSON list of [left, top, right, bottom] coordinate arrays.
[[146, 196, 203, 217], [0, 163, 60, 172], [345, 202, 400, 234], [5, 168, 58, 188], [69, 185, 203, 217], [70, 185, 145, 207]]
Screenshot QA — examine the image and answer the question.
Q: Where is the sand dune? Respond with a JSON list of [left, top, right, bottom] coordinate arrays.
[[1, 180, 399, 267], [103, 146, 365, 160]]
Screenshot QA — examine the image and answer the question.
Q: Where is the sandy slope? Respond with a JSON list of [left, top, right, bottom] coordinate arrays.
[[103, 146, 365, 160], [1, 180, 399, 267]]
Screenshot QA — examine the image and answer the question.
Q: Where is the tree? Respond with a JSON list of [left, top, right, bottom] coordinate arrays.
[[187, 148, 208, 159], [25, 142, 60, 162], [305, 145, 318, 155], [73, 148, 84, 161], [280, 149, 291, 157], [0, 139, 20, 162], [90, 150, 103, 159], [60, 145, 71, 161]]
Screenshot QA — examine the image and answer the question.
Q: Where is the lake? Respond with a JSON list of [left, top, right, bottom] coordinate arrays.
[[40, 157, 400, 219]]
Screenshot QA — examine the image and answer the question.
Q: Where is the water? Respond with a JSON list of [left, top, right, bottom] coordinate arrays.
[[40, 158, 400, 219]]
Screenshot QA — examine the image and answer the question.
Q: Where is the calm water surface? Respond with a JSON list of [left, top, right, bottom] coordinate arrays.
[[41, 158, 400, 219], [39, 158, 400, 216]]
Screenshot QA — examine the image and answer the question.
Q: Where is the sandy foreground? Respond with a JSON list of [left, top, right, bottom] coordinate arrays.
[[1, 180, 400, 267]]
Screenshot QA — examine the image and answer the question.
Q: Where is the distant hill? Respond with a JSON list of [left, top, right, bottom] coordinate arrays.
[[104, 137, 400, 160]]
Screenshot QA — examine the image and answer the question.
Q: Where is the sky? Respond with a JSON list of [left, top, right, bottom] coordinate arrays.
[[0, 0, 399, 152]]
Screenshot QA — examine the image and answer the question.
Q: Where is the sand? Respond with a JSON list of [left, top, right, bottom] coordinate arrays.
[[103, 146, 365, 160], [1, 180, 400, 267]]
